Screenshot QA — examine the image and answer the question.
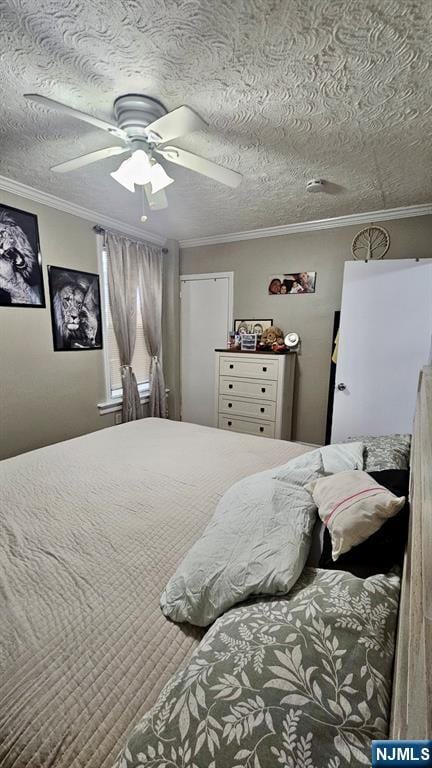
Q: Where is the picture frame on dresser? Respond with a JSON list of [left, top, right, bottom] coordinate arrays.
[[234, 319, 273, 336], [240, 333, 258, 351]]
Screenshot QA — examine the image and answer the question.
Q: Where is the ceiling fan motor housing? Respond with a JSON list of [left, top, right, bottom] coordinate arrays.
[[113, 94, 167, 140]]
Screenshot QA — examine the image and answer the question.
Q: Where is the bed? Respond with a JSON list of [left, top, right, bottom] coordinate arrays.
[[0, 368, 430, 768], [0, 418, 309, 768], [390, 366, 431, 739]]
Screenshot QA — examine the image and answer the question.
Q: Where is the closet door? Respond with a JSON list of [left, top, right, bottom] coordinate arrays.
[[331, 260, 432, 442], [180, 273, 233, 427]]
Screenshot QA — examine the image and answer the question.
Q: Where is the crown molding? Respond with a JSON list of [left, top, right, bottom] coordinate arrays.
[[179, 203, 432, 248], [1, 175, 429, 250], [0, 174, 166, 246]]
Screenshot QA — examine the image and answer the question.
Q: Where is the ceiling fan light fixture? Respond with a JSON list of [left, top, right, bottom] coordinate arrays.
[[110, 164, 135, 192], [130, 149, 153, 184], [110, 149, 153, 191], [149, 162, 174, 194]]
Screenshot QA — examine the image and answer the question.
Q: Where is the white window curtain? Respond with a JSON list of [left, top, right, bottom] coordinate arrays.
[[106, 232, 142, 422], [137, 243, 166, 418], [105, 230, 166, 421], [101, 248, 151, 397]]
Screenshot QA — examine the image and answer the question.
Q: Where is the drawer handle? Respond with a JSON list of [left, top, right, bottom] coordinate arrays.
[[261, 387, 266, 393], [228, 420, 232, 426], [228, 384, 233, 390], [260, 407, 265, 413], [263, 366, 267, 372], [229, 364, 234, 369], [228, 403, 232, 408], [260, 426, 264, 433]]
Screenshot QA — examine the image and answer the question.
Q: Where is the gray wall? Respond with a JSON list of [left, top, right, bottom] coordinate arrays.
[[0, 190, 115, 460], [181, 215, 432, 444]]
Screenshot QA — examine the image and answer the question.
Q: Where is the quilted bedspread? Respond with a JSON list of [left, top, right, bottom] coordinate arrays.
[[0, 418, 309, 768]]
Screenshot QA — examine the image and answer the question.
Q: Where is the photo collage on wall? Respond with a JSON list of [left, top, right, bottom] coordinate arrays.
[[268, 272, 317, 294]]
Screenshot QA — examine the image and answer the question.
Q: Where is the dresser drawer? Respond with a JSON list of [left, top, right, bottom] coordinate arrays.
[[219, 395, 276, 421], [218, 415, 275, 438], [219, 356, 279, 380], [219, 376, 277, 401]]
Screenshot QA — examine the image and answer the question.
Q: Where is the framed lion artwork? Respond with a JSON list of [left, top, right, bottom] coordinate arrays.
[[0, 203, 45, 307], [48, 266, 103, 351]]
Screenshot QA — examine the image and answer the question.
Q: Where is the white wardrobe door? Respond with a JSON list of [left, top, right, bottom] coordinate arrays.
[[180, 275, 231, 427], [331, 260, 432, 442]]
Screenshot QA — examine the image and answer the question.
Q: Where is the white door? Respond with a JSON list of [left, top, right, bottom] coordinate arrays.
[[180, 273, 233, 427], [331, 259, 432, 442]]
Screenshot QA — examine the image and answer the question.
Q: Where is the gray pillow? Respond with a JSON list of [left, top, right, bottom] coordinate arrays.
[[346, 434, 411, 471], [117, 568, 400, 768], [160, 452, 324, 627]]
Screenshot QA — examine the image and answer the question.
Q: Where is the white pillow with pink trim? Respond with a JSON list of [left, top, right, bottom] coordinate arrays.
[[305, 469, 405, 561]]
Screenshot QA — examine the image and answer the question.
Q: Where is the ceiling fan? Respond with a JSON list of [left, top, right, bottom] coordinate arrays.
[[24, 93, 242, 213]]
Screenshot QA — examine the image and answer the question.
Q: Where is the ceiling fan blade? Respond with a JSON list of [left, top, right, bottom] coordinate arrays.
[[146, 106, 207, 144], [155, 146, 242, 188], [144, 184, 168, 210], [51, 146, 128, 173], [24, 94, 127, 139]]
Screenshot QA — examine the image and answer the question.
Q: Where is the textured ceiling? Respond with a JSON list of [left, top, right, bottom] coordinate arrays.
[[0, 0, 431, 241]]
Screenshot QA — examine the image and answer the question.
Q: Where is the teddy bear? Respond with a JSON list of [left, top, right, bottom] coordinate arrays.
[[259, 325, 285, 352]]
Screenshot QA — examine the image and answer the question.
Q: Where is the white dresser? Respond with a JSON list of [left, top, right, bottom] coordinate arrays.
[[214, 351, 296, 439]]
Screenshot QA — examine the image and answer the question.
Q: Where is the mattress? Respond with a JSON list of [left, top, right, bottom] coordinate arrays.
[[0, 418, 309, 768]]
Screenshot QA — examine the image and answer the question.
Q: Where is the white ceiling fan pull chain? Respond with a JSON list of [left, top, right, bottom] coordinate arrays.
[[140, 186, 148, 223]]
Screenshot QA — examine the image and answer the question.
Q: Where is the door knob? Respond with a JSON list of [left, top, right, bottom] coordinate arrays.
[[337, 383, 347, 391]]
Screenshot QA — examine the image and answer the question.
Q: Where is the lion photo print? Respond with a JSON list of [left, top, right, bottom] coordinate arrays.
[[0, 203, 45, 307], [48, 266, 103, 351]]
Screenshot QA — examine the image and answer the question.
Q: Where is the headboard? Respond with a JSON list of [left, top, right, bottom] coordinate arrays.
[[390, 366, 432, 738]]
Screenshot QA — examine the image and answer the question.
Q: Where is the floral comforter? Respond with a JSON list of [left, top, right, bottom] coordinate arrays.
[[114, 567, 400, 768]]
